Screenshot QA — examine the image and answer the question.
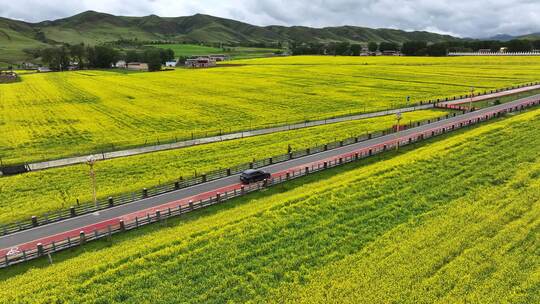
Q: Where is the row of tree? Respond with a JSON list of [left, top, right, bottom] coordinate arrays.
[[40, 44, 175, 71], [291, 39, 540, 57]]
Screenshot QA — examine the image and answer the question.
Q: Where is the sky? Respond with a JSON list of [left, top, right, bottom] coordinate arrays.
[[1, 0, 539, 38]]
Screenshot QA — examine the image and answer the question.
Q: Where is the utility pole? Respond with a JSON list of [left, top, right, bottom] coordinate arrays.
[[469, 87, 475, 112], [395, 112, 402, 151], [86, 156, 97, 207]]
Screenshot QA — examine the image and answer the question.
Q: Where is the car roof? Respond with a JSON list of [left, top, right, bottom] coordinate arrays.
[[242, 169, 260, 175]]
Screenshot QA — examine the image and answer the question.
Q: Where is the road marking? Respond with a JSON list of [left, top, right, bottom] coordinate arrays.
[[7, 247, 20, 256]]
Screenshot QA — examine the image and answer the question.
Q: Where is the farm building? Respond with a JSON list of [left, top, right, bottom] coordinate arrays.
[[209, 54, 228, 61], [115, 60, 127, 68], [127, 62, 149, 71], [382, 50, 401, 56], [185, 57, 217, 68], [165, 60, 178, 67]]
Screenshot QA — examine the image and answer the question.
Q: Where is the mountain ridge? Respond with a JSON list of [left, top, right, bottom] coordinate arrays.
[[0, 10, 465, 63]]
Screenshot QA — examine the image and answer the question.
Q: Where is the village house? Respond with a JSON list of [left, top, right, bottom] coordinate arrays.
[[382, 50, 401, 56], [21, 62, 38, 70], [209, 54, 227, 62], [185, 57, 217, 68], [165, 60, 178, 67], [115, 60, 127, 68], [37, 66, 52, 73], [126, 62, 149, 71]]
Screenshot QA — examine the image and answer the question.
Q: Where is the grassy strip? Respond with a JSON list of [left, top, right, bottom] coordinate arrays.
[[470, 88, 540, 109], [1, 104, 539, 303], [0, 110, 448, 224], [2, 56, 540, 164]]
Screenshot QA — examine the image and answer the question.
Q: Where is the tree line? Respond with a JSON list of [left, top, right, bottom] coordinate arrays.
[[40, 44, 175, 71], [291, 39, 540, 57]]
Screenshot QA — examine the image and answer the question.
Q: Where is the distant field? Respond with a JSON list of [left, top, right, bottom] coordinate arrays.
[[1, 56, 540, 164], [153, 43, 281, 59], [0, 109, 448, 224], [1, 106, 539, 303], [153, 43, 222, 57]]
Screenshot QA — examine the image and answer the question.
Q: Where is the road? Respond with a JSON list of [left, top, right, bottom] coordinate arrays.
[[16, 83, 539, 173], [1, 93, 539, 256], [438, 84, 540, 107]]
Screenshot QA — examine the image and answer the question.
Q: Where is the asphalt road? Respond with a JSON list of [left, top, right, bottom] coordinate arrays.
[[1, 93, 539, 252]]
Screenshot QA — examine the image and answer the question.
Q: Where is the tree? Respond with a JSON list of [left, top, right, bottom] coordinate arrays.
[[532, 40, 540, 51], [427, 43, 448, 56], [125, 50, 140, 63], [87, 45, 119, 68], [368, 42, 378, 52], [379, 42, 399, 52], [69, 43, 86, 68], [401, 41, 427, 56], [158, 48, 175, 64], [507, 39, 533, 52], [143, 48, 162, 71], [41, 46, 70, 71], [350, 44, 362, 56], [334, 42, 351, 56]]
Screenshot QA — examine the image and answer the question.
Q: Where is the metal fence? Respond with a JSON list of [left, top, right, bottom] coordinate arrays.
[[0, 113, 463, 237], [1, 98, 539, 268]]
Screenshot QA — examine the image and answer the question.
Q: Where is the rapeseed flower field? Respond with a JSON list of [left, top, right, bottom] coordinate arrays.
[[1, 56, 540, 164], [0, 109, 447, 223], [1, 106, 538, 304]]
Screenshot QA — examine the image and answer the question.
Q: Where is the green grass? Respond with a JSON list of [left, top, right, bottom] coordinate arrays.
[[2, 56, 540, 164], [0, 109, 448, 224], [153, 43, 281, 59], [471, 88, 540, 109], [1, 105, 539, 304], [152, 44, 222, 57]]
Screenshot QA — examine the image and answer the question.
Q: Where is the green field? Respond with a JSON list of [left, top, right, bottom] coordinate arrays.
[[0, 109, 448, 224], [1, 105, 539, 303], [1, 56, 540, 164], [153, 43, 282, 59], [470, 88, 540, 109], [153, 43, 222, 57]]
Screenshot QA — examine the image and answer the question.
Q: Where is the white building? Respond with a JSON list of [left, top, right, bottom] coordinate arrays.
[[165, 60, 178, 67], [37, 67, 52, 73], [116, 60, 127, 68]]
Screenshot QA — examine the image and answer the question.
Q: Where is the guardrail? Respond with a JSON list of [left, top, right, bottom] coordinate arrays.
[[2, 97, 539, 269], [2, 83, 540, 236], [0, 112, 465, 237]]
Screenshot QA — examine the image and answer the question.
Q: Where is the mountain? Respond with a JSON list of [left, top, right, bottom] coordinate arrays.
[[0, 10, 462, 63], [487, 34, 515, 42], [519, 32, 540, 40], [487, 33, 540, 41]]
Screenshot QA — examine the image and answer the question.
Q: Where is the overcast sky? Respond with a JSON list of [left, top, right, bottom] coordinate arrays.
[[1, 0, 539, 38]]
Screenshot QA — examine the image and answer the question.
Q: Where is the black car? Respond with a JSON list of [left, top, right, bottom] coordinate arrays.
[[240, 169, 271, 184]]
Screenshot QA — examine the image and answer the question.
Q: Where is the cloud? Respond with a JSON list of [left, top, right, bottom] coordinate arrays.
[[1, 0, 539, 38]]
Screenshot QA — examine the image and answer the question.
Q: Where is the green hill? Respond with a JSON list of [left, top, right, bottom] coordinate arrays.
[[0, 10, 462, 64]]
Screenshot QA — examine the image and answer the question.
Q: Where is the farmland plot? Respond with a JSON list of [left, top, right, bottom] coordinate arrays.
[[0, 109, 448, 224], [1, 56, 540, 163], [1, 107, 539, 303]]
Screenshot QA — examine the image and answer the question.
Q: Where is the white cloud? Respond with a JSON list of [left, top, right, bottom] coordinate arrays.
[[0, 0, 539, 38]]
